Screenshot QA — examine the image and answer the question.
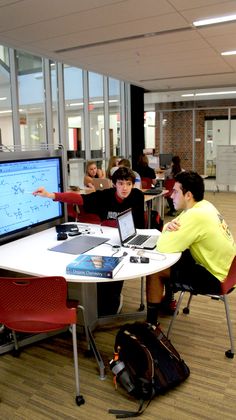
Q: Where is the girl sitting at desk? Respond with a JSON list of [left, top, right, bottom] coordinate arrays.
[[84, 160, 105, 189], [33, 167, 145, 317]]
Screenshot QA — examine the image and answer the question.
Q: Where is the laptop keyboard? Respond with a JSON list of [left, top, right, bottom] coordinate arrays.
[[128, 234, 158, 249], [128, 235, 149, 245]]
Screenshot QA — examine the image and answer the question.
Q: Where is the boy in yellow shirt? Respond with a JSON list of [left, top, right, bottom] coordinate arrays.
[[146, 171, 236, 325]]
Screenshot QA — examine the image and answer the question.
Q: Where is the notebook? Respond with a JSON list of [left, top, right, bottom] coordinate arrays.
[[117, 209, 159, 250], [93, 178, 112, 191]]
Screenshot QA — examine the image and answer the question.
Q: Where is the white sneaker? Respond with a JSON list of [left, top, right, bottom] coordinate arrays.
[[117, 294, 124, 314]]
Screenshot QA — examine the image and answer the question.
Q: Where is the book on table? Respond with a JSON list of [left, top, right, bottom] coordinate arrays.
[[66, 255, 123, 278]]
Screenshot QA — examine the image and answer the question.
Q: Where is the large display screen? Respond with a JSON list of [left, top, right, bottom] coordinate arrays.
[[0, 156, 64, 244]]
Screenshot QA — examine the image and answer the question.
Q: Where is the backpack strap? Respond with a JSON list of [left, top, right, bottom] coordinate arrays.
[[108, 395, 153, 418], [108, 385, 156, 418]]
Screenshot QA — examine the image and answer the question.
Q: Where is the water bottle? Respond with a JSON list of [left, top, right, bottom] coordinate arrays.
[[109, 357, 135, 395]]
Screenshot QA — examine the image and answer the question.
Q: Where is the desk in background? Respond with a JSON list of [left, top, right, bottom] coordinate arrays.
[[156, 173, 165, 188], [143, 189, 167, 227]]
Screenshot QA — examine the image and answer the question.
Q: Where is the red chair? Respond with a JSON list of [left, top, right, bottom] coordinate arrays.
[[0, 276, 87, 405], [163, 179, 175, 215], [141, 177, 152, 189], [167, 256, 236, 358], [163, 178, 175, 198], [68, 203, 101, 224]]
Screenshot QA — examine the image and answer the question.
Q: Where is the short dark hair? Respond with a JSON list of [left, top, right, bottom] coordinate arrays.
[[175, 171, 204, 201], [111, 166, 135, 185]]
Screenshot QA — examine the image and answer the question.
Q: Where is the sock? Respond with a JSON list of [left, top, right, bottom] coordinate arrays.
[[164, 284, 175, 302], [146, 302, 161, 325]]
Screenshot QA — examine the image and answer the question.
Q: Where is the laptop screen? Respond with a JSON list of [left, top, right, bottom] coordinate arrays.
[[117, 209, 136, 243]]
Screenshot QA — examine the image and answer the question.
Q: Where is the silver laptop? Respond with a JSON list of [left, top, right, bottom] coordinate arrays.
[[117, 208, 159, 250], [93, 178, 112, 191]]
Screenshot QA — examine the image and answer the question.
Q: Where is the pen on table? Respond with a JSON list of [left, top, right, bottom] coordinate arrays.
[[100, 228, 103, 234]]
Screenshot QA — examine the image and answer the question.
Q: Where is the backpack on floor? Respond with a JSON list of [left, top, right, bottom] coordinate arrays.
[[108, 321, 190, 418]]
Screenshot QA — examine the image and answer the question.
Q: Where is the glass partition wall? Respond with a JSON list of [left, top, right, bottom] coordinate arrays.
[[16, 51, 46, 148], [145, 98, 236, 189], [0, 44, 128, 188], [0, 46, 13, 147]]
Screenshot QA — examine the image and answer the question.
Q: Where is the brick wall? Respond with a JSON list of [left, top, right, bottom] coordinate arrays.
[[154, 100, 236, 174]]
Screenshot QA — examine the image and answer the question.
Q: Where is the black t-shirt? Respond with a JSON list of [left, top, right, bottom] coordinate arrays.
[[83, 187, 145, 228], [136, 165, 156, 180]]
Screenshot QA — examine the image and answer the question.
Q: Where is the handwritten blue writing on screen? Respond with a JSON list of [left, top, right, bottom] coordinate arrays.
[[0, 158, 62, 235]]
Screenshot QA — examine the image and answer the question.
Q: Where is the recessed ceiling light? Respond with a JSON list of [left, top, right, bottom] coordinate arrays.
[[193, 14, 236, 27], [221, 50, 236, 56]]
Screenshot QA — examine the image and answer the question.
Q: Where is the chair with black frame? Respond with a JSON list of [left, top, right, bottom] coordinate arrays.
[[0, 275, 95, 406], [167, 256, 236, 359]]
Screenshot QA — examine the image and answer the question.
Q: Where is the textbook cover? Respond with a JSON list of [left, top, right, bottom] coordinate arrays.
[[66, 255, 123, 278]]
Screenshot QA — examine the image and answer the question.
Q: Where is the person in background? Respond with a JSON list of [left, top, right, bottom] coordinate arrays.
[[165, 155, 182, 179], [33, 167, 145, 317], [146, 171, 236, 325], [136, 153, 157, 187], [106, 156, 120, 179], [84, 160, 105, 188], [164, 155, 184, 216], [112, 158, 141, 189]]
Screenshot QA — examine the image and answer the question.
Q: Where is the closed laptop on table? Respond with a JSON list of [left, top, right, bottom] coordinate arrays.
[[117, 208, 159, 250]]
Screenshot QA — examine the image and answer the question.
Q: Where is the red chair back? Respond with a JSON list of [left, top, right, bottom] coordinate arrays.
[[77, 205, 101, 224], [163, 179, 175, 198], [221, 256, 236, 294], [141, 177, 152, 189], [0, 276, 77, 332]]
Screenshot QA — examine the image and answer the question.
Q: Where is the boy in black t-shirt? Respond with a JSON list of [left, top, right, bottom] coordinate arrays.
[[33, 167, 145, 316]]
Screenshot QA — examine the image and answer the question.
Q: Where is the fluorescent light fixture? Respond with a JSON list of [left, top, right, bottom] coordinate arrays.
[[193, 14, 236, 27], [196, 91, 236, 96], [221, 50, 236, 56], [182, 91, 236, 97], [0, 97, 7, 101], [69, 102, 83, 107], [90, 100, 104, 105], [0, 110, 12, 114]]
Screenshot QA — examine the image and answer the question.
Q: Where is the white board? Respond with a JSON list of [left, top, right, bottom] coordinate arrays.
[[216, 145, 236, 186]]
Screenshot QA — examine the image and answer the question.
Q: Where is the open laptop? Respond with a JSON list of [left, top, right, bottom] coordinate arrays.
[[117, 208, 159, 250], [93, 178, 112, 191]]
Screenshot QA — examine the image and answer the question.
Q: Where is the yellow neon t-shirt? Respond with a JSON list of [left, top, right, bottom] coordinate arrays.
[[157, 200, 236, 281]]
